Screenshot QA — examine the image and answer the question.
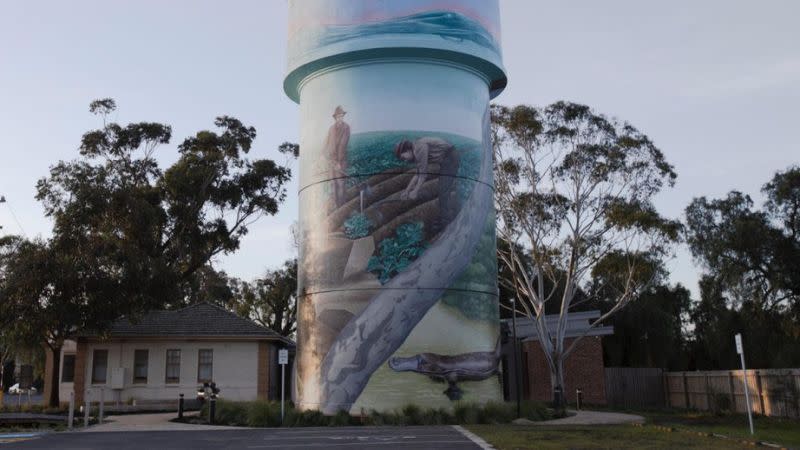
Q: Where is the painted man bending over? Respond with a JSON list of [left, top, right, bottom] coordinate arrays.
[[394, 137, 460, 233]]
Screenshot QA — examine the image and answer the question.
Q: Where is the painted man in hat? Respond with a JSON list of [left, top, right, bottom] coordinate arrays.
[[394, 137, 460, 233], [324, 105, 350, 208]]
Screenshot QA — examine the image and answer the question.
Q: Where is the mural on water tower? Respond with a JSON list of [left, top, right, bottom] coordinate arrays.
[[287, 0, 507, 414]]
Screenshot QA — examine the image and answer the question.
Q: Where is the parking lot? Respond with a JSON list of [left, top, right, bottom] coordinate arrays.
[[8, 426, 488, 449]]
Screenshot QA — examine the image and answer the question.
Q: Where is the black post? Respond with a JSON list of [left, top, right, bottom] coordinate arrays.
[[178, 393, 184, 419], [576, 388, 582, 411], [511, 298, 521, 418], [209, 396, 216, 425]]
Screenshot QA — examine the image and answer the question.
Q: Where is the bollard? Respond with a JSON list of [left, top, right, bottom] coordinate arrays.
[[178, 393, 184, 420], [67, 392, 75, 430], [576, 388, 583, 411], [208, 396, 216, 425], [98, 388, 104, 424]]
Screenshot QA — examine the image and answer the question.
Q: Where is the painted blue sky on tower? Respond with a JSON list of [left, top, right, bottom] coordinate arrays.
[[288, 0, 501, 41]]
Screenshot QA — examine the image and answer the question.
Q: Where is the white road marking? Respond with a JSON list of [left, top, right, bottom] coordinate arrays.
[[452, 425, 494, 450], [247, 440, 469, 448]]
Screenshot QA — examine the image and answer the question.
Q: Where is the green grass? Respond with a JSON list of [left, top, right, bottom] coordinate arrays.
[[643, 410, 800, 448], [468, 424, 758, 449]]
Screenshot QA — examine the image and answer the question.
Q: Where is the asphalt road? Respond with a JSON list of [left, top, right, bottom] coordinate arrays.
[[8, 426, 486, 449]]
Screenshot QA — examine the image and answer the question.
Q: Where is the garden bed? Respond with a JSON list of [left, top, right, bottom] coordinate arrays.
[[173, 400, 556, 428]]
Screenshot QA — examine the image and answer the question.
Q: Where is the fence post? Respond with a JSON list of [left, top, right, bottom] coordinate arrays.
[[682, 372, 690, 409], [705, 373, 711, 411], [728, 371, 736, 412], [755, 370, 766, 415]]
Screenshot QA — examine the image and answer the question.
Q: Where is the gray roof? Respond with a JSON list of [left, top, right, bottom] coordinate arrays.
[[502, 310, 614, 342], [96, 302, 293, 345]]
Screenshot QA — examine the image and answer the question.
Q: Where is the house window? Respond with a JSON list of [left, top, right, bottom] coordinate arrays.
[[61, 354, 76, 383], [197, 349, 213, 382], [133, 349, 148, 383], [165, 349, 181, 384], [91, 350, 108, 384]]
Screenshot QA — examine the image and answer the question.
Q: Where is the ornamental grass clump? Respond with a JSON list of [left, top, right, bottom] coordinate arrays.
[[246, 401, 283, 427]]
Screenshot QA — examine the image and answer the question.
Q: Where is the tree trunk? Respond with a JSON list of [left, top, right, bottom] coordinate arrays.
[[47, 345, 61, 408], [549, 356, 566, 411], [317, 109, 494, 414], [0, 363, 4, 407]]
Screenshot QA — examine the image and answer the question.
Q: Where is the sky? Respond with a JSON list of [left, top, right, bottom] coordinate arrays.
[[1, 1, 798, 296]]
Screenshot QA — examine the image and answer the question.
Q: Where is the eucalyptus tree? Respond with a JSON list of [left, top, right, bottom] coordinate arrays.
[[4, 99, 293, 406], [685, 166, 800, 316], [685, 166, 800, 368], [492, 102, 680, 407], [231, 259, 298, 338]]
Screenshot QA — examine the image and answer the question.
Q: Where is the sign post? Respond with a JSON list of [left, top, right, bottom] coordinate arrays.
[[278, 348, 288, 423], [735, 333, 754, 435]]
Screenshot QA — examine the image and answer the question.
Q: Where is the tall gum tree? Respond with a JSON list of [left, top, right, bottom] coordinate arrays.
[[3, 99, 293, 406], [492, 102, 681, 408]]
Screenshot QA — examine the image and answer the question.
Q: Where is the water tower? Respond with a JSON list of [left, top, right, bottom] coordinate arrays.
[[284, 0, 507, 414]]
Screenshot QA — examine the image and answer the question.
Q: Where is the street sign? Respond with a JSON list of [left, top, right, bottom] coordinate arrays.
[[278, 348, 288, 424], [734, 333, 754, 435], [279, 349, 289, 365]]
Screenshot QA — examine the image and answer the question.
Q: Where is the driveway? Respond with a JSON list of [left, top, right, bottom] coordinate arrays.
[[8, 426, 489, 449], [532, 410, 645, 426]]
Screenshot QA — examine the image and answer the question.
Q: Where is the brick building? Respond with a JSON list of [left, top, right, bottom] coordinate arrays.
[[501, 310, 613, 406]]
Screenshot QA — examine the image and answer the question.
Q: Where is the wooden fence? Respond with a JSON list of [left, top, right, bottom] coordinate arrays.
[[665, 369, 800, 418], [605, 368, 800, 418], [605, 367, 665, 409]]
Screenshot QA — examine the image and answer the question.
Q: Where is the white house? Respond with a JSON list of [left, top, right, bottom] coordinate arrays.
[[44, 302, 294, 406]]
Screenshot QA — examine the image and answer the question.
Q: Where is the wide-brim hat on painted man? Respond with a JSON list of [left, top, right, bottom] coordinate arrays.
[[333, 105, 347, 118]]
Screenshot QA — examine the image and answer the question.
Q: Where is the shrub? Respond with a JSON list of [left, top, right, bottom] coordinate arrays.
[[453, 402, 482, 424], [479, 401, 515, 424], [285, 408, 328, 427], [196, 400, 551, 427], [520, 400, 551, 421], [344, 212, 372, 239], [420, 407, 454, 425], [367, 409, 409, 426], [207, 400, 248, 426], [329, 409, 359, 427], [401, 404, 423, 425], [246, 401, 282, 427]]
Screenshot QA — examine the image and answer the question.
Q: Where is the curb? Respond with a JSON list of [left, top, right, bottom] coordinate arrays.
[[631, 423, 791, 450]]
